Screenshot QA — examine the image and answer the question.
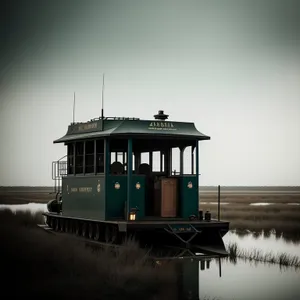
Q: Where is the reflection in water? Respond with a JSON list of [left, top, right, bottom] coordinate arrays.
[[199, 257, 300, 300], [202, 202, 300, 206], [224, 230, 300, 257], [155, 250, 300, 300], [252, 230, 262, 239], [201, 202, 230, 205], [233, 228, 300, 245], [155, 251, 221, 300], [249, 202, 275, 206], [263, 229, 271, 239]]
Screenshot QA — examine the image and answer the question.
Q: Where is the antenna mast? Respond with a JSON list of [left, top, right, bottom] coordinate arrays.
[[101, 73, 105, 119], [73, 92, 76, 123]]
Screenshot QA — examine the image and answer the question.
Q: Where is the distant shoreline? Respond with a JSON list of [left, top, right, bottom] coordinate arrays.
[[0, 185, 300, 195]]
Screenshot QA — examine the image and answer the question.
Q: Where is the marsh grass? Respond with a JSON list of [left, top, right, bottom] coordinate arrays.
[[226, 242, 300, 269], [200, 200, 300, 236], [200, 193, 300, 204], [0, 191, 53, 204], [0, 209, 178, 299], [231, 228, 300, 244], [0, 208, 46, 225], [202, 202, 300, 221], [0, 209, 226, 299]]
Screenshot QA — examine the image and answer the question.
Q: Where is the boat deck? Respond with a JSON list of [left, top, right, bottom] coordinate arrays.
[[109, 217, 229, 230], [44, 212, 229, 229]]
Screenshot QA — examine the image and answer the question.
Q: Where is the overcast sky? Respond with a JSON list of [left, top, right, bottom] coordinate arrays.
[[1, 0, 299, 186]]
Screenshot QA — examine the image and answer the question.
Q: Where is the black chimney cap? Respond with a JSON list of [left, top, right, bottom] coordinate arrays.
[[154, 110, 169, 120]]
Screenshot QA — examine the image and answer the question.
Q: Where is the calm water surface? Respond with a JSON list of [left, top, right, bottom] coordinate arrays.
[[0, 203, 47, 214], [1, 203, 300, 300], [224, 230, 300, 257], [195, 257, 300, 300]]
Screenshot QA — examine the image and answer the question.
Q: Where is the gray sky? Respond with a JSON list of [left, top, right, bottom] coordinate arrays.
[[1, 0, 299, 186]]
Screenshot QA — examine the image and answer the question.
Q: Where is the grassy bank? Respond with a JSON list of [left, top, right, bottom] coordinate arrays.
[[0, 191, 53, 204], [0, 209, 179, 300], [200, 193, 300, 204], [232, 228, 300, 244], [200, 200, 300, 236], [226, 242, 300, 269], [2, 190, 300, 238]]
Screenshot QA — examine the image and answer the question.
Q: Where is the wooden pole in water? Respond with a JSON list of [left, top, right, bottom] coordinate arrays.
[[218, 185, 221, 221]]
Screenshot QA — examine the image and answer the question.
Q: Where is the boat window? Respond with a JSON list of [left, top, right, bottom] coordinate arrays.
[[183, 146, 193, 175], [75, 142, 84, 174], [85, 140, 94, 173], [161, 152, 165, 172], [96, 139, 104, 173], [141, 152, 149, 164], [111, 152, 126, 164], [67, 143, 74, 174], [171, 147, 180, 175], [152, 151, 161, 172]]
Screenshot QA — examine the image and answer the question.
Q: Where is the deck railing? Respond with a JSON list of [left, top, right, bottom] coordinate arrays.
[[52, 155, 67, 194]]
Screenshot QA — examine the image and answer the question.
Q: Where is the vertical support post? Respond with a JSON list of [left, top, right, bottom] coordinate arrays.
[[218, 185, 221, 221], [180, 146, 186, 175], [167, 148, 172, 176], [196, 141, 199, 206], [195, 141, 199, 185], [191, 146, 195, 175], [160, 151, 163, 172], [127, 138, 133, 221], [180, 148, 184, 175], [149, 151, 153, 171], [135, 152, 141, 173]]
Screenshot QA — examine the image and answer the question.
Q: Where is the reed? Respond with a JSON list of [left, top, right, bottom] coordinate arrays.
[[0, 208, 45, 226], [200, 201, 300, 236], [200, 193, 300, 204], [0, 209, 227, 300], [0, 209, 178, 299], [226, 242, 300, 269]]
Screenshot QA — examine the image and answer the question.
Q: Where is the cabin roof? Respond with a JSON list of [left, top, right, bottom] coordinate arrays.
[[53, 117, 210, 144]]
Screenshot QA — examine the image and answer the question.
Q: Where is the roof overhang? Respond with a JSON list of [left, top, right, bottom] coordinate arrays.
[[53, 119, 210, 144]]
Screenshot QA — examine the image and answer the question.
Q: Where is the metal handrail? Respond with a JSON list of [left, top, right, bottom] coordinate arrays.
[[52, 155, 68, 194]]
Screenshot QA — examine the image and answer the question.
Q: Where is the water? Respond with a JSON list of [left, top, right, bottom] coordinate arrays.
[[196, 257, 300, 300], [2, 203, 300, 300], [202, 202, 300, 206], [201, 202, 230, 205], [224, 230, 300, 257], [249, 202, 275, 206], [0, 203, 47, 214]]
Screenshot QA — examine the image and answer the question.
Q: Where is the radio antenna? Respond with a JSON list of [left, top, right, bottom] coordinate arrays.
[[101, 73, 105, 119], [73, 92, 76, 123]]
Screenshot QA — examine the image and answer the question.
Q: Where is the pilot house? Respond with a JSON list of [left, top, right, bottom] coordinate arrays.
[[53, 110, 210, 222]]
